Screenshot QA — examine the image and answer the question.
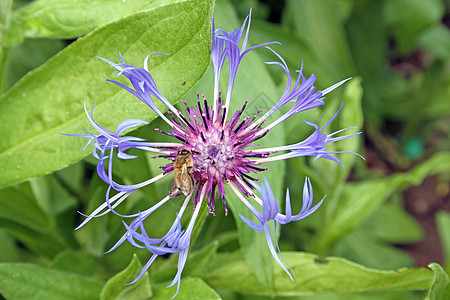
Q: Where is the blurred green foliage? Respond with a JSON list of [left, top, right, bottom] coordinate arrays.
[[0, 0, 449, 299]]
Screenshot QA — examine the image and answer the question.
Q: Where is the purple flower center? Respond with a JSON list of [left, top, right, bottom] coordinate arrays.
[[159, 94, 270, 215]]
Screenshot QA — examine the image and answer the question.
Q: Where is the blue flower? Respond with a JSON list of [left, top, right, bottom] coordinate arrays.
[[67, 8, 363, 298]]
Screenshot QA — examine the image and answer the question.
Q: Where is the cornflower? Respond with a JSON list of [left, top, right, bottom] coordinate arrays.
[[68, 9, 362, 298]]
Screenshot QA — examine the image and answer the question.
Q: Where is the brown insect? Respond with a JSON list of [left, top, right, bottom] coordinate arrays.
[[169, 149, 195, 197]]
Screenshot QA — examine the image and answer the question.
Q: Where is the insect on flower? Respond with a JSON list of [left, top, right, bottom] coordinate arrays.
[[65, 8, 364, 298], [170, 149, 195, 197]]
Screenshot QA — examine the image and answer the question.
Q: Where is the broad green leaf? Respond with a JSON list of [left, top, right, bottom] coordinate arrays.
[[49, 250, 100, 277], [204, 252, 432, 296], [0, 0, 214, 189], [426, 263, 449, 300], [312, 151, 450, 253], [384, 0, 444, 53], [205, 251, 433, 296], [2, 0, 156, 45], [0, 263, 103, 300], [152, 277, 221, 300], [100, 254, 151, 300]]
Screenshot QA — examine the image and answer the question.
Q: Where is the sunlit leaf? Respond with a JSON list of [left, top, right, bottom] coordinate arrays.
[[205, 251, 433, 296], [0, 0, 214, 189], [2, 0, 158, 45]]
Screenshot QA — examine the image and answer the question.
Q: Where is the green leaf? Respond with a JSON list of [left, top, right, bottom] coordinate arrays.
[[283, 0, 355, 85], [335, 227, 414, 270], [0, 0, 214, 189], [312, 151, 450, 253], [436, 211, 450, 271], [2, 38, 66, 89], [426, 263, 449, 300], [345, 0, 387, 123], [0, 175, 81, 256], [314, 77, 364, 189], [49, 250, 100, 277], [205, 251, 433, 296], [152, 277, 221, 300], [183, 241, 219, 278], [152, 240, 219, 283], [418, 25, 450, 61], [0, 184, 50, 231], [2, 0, 156, 45], [100, 254, 151, 300], [247, 20, 322, 84], [235, 291, 424, 300], [0, 229, 20, 262], [366, 202, 423, 244], [384, 0, 444, 53], [0, 263, 103, 300]]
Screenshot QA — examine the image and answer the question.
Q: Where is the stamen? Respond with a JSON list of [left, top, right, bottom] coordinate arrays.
[[240, 172, 258, 181], [233, 119, 246, 134], [221, 107, 227, 127], [243, 152, 269, 158], [247, 165, 267, 172], [178, 113, 196, 132], [233, 140, 244, 147], [196, 92, 203, 115], [201, 112, 209, 131], [254, 129, 269, 141], [203, 94, 210, 121]]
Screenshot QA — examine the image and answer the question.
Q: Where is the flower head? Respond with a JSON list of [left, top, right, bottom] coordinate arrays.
[[68, 9, 363, 298]]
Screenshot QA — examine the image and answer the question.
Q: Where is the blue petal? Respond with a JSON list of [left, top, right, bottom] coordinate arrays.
[[116, 119, 149, 135], [239, 213, 264, 232]]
